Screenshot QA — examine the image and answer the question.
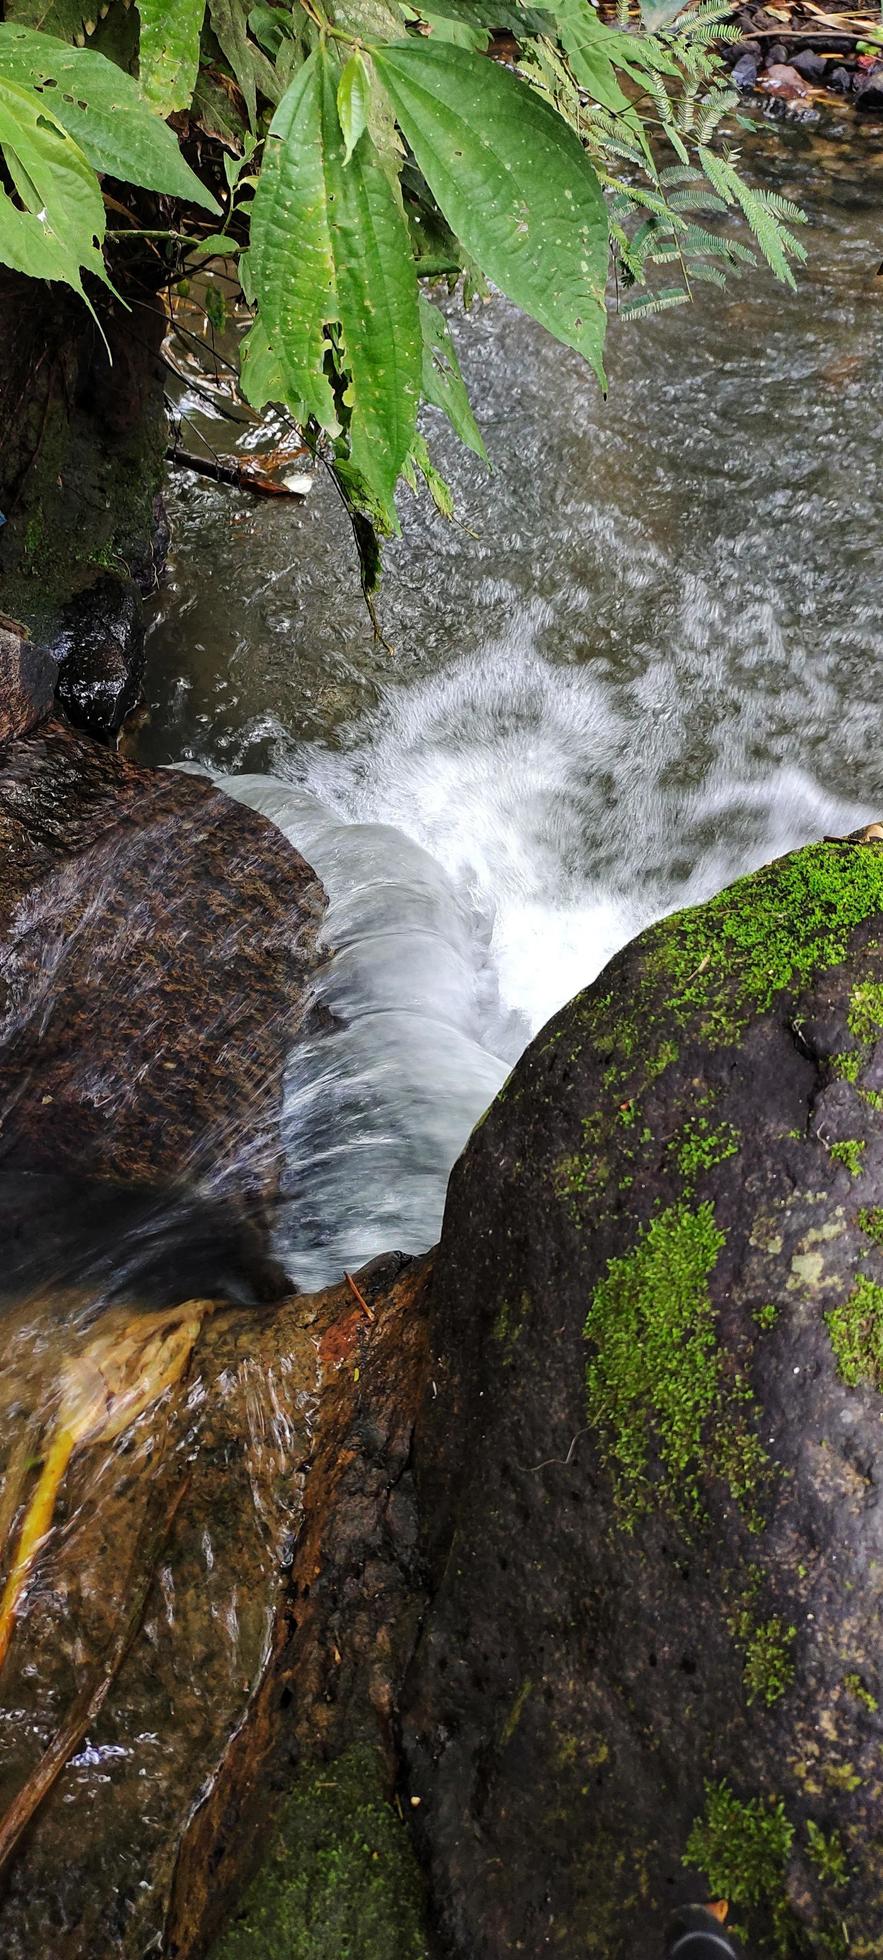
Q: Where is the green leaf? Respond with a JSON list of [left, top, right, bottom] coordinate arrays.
[[245, 45, 421, 520], [137, 0, 206, 115], [190, 229, 241, 253], [549, 2, 631, 112], [2, 0, 99, 43], [0, 70, 107, 300], [373, 38, 608, 384], [419, 292, 487, 461], [408, 429, 454, 516], [337, 50, 370, 163], [0, 24, 218, 209], [208, 0, 280, 125]]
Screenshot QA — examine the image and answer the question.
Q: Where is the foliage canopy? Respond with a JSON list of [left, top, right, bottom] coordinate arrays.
[[0, 0, 807, 547]]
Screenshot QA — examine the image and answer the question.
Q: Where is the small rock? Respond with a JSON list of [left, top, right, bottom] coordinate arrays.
[[766, 40, 788, 63], [732, 50, 761, 87], [855, 66, 883, 109], [759, 60, 809, 94], [55, 575, 145, 742], [829, 64, 853, 91], [0, 621, 57, 743], [791, 47, 826, 79]]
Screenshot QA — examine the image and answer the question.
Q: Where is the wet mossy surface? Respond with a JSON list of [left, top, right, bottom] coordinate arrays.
[[403, 836, 883, 1960], [211, 1747, 430, 1960]]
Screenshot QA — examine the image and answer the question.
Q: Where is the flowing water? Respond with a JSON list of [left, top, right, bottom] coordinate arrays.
[[132, 111, 883, 1284]]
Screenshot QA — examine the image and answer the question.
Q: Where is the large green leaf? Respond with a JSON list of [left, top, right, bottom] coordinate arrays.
[[208, 0, 280, 125], [245, 44, 421, 522], [0, 71, 107, 297], [419, 292, 487, 461], [0, 24, 218, 208], [137, 0, 205, 114], [373, 38, 608, 383]]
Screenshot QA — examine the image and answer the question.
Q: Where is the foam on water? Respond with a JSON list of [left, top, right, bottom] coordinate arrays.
[[219, 623, 874, 1287]]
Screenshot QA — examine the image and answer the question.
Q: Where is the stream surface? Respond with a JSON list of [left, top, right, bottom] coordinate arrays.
[[135, 109, 883, 1284]]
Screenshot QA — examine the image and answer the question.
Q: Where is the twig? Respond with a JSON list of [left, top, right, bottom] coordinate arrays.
[[529, 1427, 589, 1472], [344, 1271, 376, 1323]]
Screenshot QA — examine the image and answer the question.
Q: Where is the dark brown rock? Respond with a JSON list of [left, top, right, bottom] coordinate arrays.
[[0, 1254, 433, 1960], [55, 576, 145, 742], [0, 625, 57, 743], [0, 721, 325, 1201], [402, 836, 883, 1960]]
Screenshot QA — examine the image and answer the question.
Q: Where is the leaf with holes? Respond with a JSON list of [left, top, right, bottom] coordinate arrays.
[[373, 39, 608, 384], [0, 70, 108, 299], [419, 293, 487, 461], [137, 0, 206, 115], [0, 24, 218, 208], [245, 45, 421, 524]]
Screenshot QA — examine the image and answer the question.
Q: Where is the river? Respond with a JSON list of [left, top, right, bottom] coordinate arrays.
[[132, 106, 883, 1285]]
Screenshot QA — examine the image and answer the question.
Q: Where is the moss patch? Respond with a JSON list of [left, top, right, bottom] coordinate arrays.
[[741, 1616, 796, 1708], [848, 982, 883, 1046], [826, 1278, 883, 1391], [806, 1820, 849, 1890], [584, 1203, 768, 1527], [829, 1140, 866, 1178], [684, 1780, 795, 1955], [857, 1207, 883, 1253], [671, 1117, 740, 1181], [209, 1747, 429, 1960]]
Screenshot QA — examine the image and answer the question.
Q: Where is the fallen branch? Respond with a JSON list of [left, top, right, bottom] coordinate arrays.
[[344, 1270, 376, 1323], [166, 444, 310, 497]]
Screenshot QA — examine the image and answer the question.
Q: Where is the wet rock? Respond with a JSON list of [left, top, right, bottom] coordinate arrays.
[[854, 66, 883, 110], [55, 575, 145, 741], [402, 835, 883, 1960], [792, 47, 826, 79], [0, 622, 57, 743], [829, 63, 853, 91], [759, 60, 809, 95], [732, 50, 761, 86], [765, 39, 788, 63], [0, 1255, 433, 1960], [0, 721, 325, 1202]]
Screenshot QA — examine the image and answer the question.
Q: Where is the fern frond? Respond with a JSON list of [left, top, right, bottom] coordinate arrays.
[[668, 187, 728, 212], [621, 284, 691, 318], [697, 87, 739, 142]]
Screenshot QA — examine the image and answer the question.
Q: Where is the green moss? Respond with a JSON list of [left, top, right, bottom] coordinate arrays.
[[741, 1616, 796, 1707], [210, 1746, 429, 1960], [492, 1291, 530, 1358], [848, 981, 883, 1045], [651, 843, 883, 1041], [826, 1277, 883, 1391], [671, 1117, 740, 1180], [584, 1203, 768, 1527], [753, 1302, 779, 1330], [806, 1821, 849, 1889], [684, 1781, 795, 1955], [857, 1207, 883, 1252], [843, 1671, 879, 1714], [832, 1051, 861, 1084], [860, 1088, 883, 1113], [829, 1139, 866, 1178]]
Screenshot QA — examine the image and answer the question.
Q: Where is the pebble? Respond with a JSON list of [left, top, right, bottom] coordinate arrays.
[[760, 61, 810, 95], [732, 50, 761, 86], [791, 48, 826, 80]]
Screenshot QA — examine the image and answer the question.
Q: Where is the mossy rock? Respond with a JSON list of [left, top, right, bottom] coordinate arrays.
[[403, 835, 883, 1960], [211, 1746, 430, 1960]]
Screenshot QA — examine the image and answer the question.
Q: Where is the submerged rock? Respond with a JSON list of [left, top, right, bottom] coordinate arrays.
[[402, 833, 883, 1959], [0, 624, 57, 744], [0, 720, 325, 1205], [0, 1255, 432, 1959]]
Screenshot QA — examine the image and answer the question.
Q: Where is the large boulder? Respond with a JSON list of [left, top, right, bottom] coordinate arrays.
[[0, 621, 57, 743], [402, 832, 883, 1959], [0, 720, 325, 1210]]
